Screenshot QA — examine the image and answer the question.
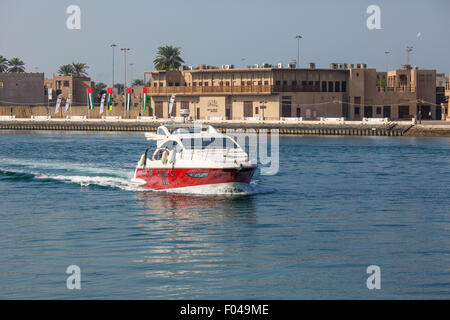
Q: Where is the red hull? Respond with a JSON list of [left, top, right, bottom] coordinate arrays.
[[135, 167, 256, 190]]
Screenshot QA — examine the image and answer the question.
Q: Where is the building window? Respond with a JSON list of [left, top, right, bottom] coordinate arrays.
[[302, 81, 307, 86], [321, 81, 327, 92], [204, 82, 209, 86], [355, 107, 360, 115], [264, 80, 269, 85], [219, 81, 223, 86], [255, 107, 259, 114], [335, 81, 340, 92], [341, 81, 347, 92], [225, 81, 230, 86], [281, 96, 292, 117], [0, 81, 3, 88], [328, 81, 334, 92], [292, 81, 297, 86], [283, 81, 288, 86], [63, 81, 70, 87], [276, 81, 281, 86], [175, 82, 180, 86], [193, 82, 197, 86], [308, 81, 313, 86], [247, 81, 252, 85], [199, 82, 203, 86], [376, 107, 381, 114]]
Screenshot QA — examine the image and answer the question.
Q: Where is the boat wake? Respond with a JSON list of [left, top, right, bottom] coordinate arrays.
[[0, 158, 273, 195]]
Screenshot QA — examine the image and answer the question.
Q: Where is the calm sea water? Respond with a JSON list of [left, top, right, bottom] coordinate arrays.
[[0, 131, 449, 299]]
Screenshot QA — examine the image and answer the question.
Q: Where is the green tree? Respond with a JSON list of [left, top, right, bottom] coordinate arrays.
[[113, 83, 124, 94], [8, 57, 25, 72], [0, 55, 8, 72], [132, 79, 144, 86], [58, 64, 75, 76], [94, 82, 107, 95], [71, 62, 89, 76], [376, 77, 387, 87], [153, 45, 184, 71]]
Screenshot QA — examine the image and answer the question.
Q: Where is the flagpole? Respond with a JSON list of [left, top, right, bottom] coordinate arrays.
[[87, 90, 89, 119]]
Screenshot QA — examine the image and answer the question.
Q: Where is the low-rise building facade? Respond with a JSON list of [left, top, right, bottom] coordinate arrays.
[[44, 74, 94, 106], [142, 63, 438, 121], [0, 72, 45, 105]]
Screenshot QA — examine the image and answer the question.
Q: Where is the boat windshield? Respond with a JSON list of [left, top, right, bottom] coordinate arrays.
[[180, 137, 238, 149]]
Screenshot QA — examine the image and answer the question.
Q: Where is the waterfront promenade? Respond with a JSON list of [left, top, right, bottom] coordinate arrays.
[[1, 117, 449, 136]]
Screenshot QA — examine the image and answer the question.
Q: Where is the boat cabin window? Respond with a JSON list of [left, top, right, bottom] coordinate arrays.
[[157, 127, 168, 135], [160, 140, 181, 151], [180, 137, 238, 149], [153, 140, 180, 160]]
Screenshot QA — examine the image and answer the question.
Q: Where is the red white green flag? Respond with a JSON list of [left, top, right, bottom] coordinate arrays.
[[87, 88, 94, 110], [107, 88, 112, 111], [142, 87, 148, 111], [126, 88, 131, 111]]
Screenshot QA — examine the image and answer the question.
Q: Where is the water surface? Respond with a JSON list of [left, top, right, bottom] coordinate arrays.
[[0, 131, 449, 299]]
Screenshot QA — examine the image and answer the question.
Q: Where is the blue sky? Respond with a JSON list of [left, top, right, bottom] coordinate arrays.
[[1, 0, 449, 85]]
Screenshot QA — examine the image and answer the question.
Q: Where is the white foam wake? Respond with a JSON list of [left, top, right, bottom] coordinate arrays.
[[34, 173, 146, 191], [159, 182, 274, 196], [0, 157, 132, 179]]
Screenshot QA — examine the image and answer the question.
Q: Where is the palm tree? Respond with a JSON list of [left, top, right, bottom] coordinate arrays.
[[0, 55, 8, 72], [132, 79, 144, 86], [8, 57, 25, 72], [71, 62, 89, 76], [153, 46, 184, 71], [58, 64, 75, 76], [94, 82, 107, 95]]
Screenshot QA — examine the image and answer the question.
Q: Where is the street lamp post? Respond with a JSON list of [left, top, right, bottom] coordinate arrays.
[[295, 35, 302, 67], [130, 63, 134, 86], [120, 48, 130, 118], [111, 44, 116, 89], [384, 51, 390, 72]]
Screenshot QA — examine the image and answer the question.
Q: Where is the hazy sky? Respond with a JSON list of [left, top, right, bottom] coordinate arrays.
[[1, 0, 449, 85]]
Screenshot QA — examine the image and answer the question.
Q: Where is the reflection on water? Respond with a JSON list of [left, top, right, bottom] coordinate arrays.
[[132, 192, 262, 298], [135, 191, 257, 221]]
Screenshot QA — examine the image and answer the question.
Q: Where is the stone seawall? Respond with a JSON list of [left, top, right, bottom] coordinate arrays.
[[0, 119, 417, 136]]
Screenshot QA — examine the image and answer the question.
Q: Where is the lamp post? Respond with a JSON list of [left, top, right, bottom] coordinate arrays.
[[295, 35, 302, 67], [384, 51, 390, 72], [130, 63, 134, 86], [406, 46, 413, 66], [260, 99, 267, 121], [120, 48, 130, 117], [111, 44, 116, 89]]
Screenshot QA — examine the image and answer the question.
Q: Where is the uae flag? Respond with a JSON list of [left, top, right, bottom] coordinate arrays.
[[142, 87, 148, 111], [87, 88, 94, 110], [126, 88, 132, 111], [107, 88, 112, 111]]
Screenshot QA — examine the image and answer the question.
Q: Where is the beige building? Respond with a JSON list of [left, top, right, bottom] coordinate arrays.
[[142, 63, 438, 121], [44, 74, 94, 106], [444, 77, 450, 120], [0, 72, 45, 105]]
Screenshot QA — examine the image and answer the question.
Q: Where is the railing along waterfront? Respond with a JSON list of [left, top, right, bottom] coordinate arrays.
[[377, 86, 416, 93], [145, 84, 324, 95]]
